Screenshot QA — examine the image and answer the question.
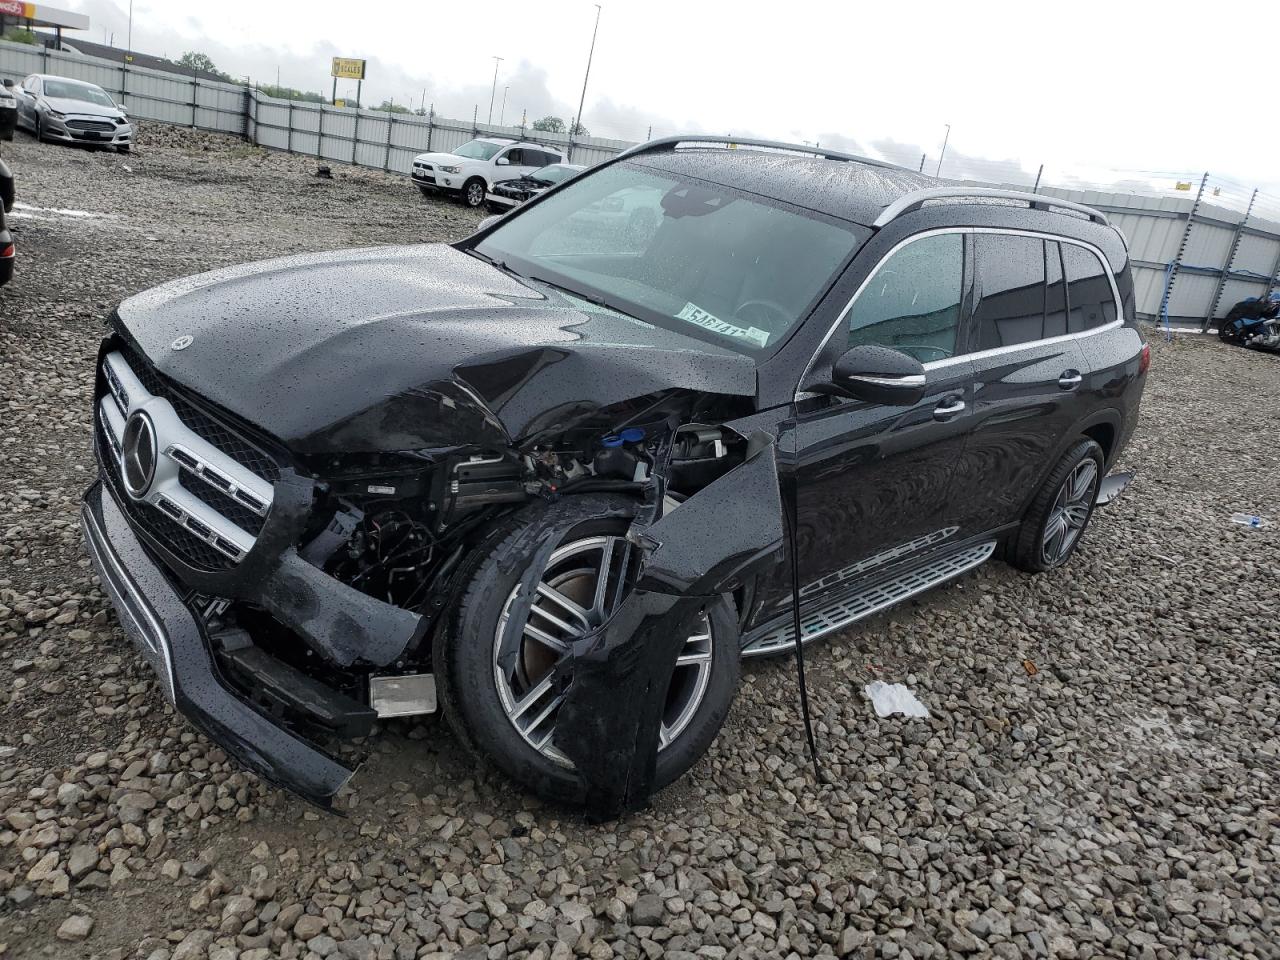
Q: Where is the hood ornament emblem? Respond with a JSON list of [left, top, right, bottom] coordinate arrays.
[[171, 335, 194, 351]]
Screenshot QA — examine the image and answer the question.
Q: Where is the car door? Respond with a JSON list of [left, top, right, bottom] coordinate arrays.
[[493, 148, 529, 184], [18, 77, 37, 127], [777, 230, 978, 613], [946, 232, 1091, 535]]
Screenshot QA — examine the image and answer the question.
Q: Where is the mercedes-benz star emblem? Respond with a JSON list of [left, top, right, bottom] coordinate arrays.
[[171, 335, 194, 351], [121, 412, 158, 498]]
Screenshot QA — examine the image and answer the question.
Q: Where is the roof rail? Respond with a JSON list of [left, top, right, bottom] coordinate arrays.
[[615, 135, 902, 171], [873, 187, 1109, 228]]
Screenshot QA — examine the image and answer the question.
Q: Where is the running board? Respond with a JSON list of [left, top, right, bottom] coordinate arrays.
[[742, 540, 998, 658]]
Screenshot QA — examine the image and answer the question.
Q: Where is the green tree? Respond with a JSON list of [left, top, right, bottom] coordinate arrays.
[[532, 116, 564, 133], [1, 28, 37, 44], [570, 121, 589, 137], [258, 84, 326, 104], [373, 100, 412, 114], [177, 51, 231, 81]]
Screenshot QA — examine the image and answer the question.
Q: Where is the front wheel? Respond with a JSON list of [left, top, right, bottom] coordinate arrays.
[[461, 178, 487, 208], [1009, 438, 1104, 573], [435, 494, 740, 805], [117, 144, 131, 154]]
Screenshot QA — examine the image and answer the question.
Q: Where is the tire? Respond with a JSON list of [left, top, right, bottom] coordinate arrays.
[[435, 494, 740, 806], [461, 178, 486, 208], [417, 184, 432, 197], [33, 115, 42, 142], [1010, 438, 1104, 573], [117, 144, 131, 154]]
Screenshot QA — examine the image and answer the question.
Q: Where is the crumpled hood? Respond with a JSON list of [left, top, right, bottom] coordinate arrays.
[[44, 96, 126, 120], [114, 244, 756, 454]]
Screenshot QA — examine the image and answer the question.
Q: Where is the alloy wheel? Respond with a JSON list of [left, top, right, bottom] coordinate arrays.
[[1041, 459, 1098, 565], [492, 535, 714, 767], [466, 182, 485, 206]]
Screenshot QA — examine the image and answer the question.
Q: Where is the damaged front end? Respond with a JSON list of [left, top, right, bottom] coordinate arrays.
[[85, 324, 782, 814]]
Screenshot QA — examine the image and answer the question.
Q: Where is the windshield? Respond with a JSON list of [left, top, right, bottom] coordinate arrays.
[[475, 163, 863, 354], [532, 164, 577, 185], [43, 80, 114, 107], [453, 139, 505, 161]]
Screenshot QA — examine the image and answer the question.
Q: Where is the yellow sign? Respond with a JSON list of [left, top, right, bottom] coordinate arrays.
[[1175, 181, 1192, 191], [331, 57, 366, 80], [334, 99, 346, 109]]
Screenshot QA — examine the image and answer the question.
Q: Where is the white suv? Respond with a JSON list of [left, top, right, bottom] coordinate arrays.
[[411, 137, 565, 207]]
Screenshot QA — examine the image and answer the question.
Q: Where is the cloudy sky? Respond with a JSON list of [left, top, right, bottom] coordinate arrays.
[[56, 0, 1280, 195]]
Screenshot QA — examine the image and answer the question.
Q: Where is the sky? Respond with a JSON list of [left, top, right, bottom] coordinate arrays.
[[54, 0, 1280, 197]]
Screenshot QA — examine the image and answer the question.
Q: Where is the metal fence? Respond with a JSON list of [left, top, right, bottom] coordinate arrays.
[[0, 38, 633, 169], [4, 36, 1279, 330]]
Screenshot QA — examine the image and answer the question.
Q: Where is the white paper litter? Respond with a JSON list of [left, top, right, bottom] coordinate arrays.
[[864, 681, 931, 718]]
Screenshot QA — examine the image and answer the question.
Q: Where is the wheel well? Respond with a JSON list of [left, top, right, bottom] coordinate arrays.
[[1082, 423, 1115, 461]]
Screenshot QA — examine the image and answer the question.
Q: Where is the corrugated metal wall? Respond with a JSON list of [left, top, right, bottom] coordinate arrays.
[[4, 37, 1279, 329]]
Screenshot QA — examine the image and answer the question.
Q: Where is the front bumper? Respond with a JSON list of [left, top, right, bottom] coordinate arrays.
[[412, 169, 462, 191], [485, 191, 520, 209], [43, 115, 132, 146], [81, 479, 356, 806]]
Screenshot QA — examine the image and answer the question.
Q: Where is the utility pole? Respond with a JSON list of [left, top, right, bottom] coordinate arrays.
[[487, 56, 503, 125], [126, 0, 133, 54], [572, 4, 602, 138], [499, 85, 508, 126], [935, 123, 950, 178]]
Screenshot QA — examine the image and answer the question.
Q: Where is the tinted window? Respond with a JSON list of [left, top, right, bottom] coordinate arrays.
[[1045, 241, 1068, 338], [1063, 244, 1117, 331], [537, 151, 559, 166], [973, 234, 1046, 350], [477, 164, 862, 354], [503, 149, 525, 165], [847, 233, 963, 362]]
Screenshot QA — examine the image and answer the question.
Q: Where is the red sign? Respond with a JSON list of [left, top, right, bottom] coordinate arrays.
[[0, 1, 36, 16]]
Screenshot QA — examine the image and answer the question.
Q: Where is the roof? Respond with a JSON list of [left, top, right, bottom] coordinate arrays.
[[630, 147, 944, 227]]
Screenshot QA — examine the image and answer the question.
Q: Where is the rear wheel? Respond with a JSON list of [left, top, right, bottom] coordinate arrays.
[[461, 178, 487, 208], [436, 495, 740, 805], [1010, 439, 1104, 573]]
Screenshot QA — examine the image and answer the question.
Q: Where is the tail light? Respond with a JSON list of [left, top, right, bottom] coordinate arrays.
[[0, 243, 14, 259], [1138, 343, 1151, 375]]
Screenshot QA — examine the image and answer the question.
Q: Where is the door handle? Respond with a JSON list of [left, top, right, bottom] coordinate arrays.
[[933, 397, 966, 421], [1058, 371, 1083, 390]]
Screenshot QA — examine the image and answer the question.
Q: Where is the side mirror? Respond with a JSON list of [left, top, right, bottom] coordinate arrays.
[[2, 79, 14, 88], [495, 156, 510, 165], [829, 344, 927, 405], [117, 103, 128, 115], [477, 214, 503, 231]]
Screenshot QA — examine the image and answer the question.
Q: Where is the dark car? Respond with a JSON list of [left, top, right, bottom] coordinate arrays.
[[486, 162, 585, 212], [81, 137, 1147, 817], [0, 155, 13, 287], [1, 79, 17, 142]]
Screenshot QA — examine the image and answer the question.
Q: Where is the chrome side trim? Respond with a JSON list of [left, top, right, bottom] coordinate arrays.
[[796, 227, 1127, 396], [846, 372, 926, 388], [873, 187, 1109, 228]]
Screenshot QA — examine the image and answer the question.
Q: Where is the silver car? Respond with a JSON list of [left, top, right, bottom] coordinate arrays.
[[14, 74, 133, 152]]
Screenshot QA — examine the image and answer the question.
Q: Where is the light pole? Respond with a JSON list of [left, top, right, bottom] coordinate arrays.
[[126, 0, 133, 54], [572, 4, 602, 140], [499, 85, 508, 126], [487, 56, 503, 125], [935, 123, 951, 177]]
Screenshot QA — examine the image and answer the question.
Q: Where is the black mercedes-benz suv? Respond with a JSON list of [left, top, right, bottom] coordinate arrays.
[[82, 137, 1148, 816]]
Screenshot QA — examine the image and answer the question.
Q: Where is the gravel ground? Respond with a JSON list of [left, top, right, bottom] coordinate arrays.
[[1, 124, 1278, 960]]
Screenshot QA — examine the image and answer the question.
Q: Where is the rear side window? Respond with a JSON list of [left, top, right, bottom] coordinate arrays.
[[537, 151, 559, 166], [973, 234, 1046, 350], [1063, 244, 1117, 331], [847, 233, 964, 362], [503, 149, 525, 165]]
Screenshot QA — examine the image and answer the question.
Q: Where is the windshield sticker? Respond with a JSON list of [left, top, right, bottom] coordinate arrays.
[[675, 303, 770, 348]]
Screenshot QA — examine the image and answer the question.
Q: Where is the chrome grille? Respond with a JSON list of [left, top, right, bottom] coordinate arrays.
[[97, 349, 277, 569], [67, 119, 115, 132]]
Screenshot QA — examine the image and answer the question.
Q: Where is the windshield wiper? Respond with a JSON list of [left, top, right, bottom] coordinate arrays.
[[527, 275, 642, 321], [466, 248, 524, 279]]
